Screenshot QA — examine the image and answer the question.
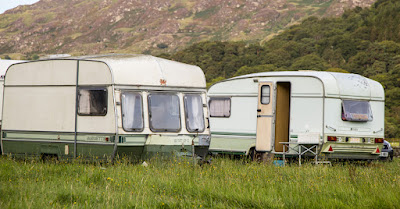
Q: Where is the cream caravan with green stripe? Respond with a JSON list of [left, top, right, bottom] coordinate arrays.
[[1, 55, 210, 162], [208, 71, 385, 160]]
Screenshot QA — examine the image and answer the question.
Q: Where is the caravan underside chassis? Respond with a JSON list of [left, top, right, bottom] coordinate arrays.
[[2, 132, 209, 162], [2, 142, 209, 163]]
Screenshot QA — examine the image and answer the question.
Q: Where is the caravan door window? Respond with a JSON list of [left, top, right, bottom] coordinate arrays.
[[78, 87, 107, 116], [184, 94, 205, 133], [209, 98, 231, 117], [260, 85, 270, 104], [342, 100, 373, 122], [148, 93, 181, 132], [121, 92, 144, 132]]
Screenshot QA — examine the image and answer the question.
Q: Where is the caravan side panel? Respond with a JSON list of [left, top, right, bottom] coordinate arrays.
[[76, 86, 116, 133], [78, 61, 112, 85], [77, 61, 115, 133], [3, 60, 78, 132], [5, 60, 77, 86], [2, 86, 76, 132], [0, 80, 4, 124]]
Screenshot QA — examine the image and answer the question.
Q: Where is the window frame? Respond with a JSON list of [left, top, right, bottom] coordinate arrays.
[[341, 99, 373, 122], [209, 97, 231, 118], [120, 91, 144, 132], [147, 92, 182, 133], [77, 86, 108, 116], [184, 94, 205, 133], [260, 85, 271, 105]]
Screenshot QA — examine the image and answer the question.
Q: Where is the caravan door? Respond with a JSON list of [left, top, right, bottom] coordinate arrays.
[[256, 82, 275, 152]]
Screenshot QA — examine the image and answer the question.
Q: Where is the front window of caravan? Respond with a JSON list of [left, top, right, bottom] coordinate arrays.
[[184, 94, 205, 132], [78, 87, 107, 116], [342, 100, 373, 122], [209, 98, 231, 117], [148, 93, 181, 132], [121, 92, 143, 131]]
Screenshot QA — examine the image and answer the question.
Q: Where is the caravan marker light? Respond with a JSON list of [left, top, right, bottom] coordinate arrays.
[[327, 136, 337, 141], [375, 138, 384, 143]]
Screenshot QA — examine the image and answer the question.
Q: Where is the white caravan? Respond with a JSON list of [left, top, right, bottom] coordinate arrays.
[[208, 71, 385, 160], [1, 55, 210, 162]]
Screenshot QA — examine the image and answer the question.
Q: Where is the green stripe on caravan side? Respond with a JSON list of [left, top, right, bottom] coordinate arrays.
[[2, 131, 115, 143], [3, 131, 75, 141], [2, 131, 148, 145], [211, 132, 256, 137]]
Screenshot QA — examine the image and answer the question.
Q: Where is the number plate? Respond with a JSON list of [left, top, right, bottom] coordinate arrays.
[[380, 152, 388, 157], [349, 137, 361, 143], [199, 135, 211, 146]]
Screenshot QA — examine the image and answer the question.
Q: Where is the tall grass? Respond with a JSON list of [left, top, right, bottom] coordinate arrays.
[[1, 156, 399, 208]]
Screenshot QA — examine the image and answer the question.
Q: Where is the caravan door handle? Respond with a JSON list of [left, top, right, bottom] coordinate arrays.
[[257, 109, 261, 112]]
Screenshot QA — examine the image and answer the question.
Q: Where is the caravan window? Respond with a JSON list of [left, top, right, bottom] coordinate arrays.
[[209, 98, 231, 117], [78, 87, 107, 116], [148, 93, 181, 132], [121, 92, 143, 132], [261, 85, 270, 104], [342, 100, 373, 122], [184, 94, 205, 133]]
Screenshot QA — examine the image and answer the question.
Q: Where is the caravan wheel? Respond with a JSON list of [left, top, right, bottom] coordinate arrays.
[[41, 154, 59, 163], [248, 148, 255, 161]]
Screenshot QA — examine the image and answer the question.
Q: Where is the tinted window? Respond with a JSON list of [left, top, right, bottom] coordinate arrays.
[[184, 94, 205, 132], [209, 98, 231, 117], [342, 100, 373, 122], [148, 93, 181, 132], [121, 92, 143, 131], [78, 88, 107, 116]]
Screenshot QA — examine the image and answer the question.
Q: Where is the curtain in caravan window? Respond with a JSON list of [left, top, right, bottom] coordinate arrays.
[[184, 94, 205, 132], [342, 100, 373, 122], [209, 98, 230, 117], [79, 90, 91, 114], [78, 88, 107, 115], [121, 92, 143, 131]]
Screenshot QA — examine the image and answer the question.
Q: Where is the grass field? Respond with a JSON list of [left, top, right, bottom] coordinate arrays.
[[1, 156, 399, 208]]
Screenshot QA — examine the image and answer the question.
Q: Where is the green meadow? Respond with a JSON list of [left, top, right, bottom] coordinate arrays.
[[0, 156, 399, 208]]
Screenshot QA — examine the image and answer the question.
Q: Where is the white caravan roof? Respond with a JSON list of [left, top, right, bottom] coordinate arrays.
[[5, 55, 206, 88], [210, 71, 384, 101], [0, 60, 25, 80], [84, 54, 205, 88]]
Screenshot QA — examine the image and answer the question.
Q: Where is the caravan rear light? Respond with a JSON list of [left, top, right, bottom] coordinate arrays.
[[328, 146, 333, 152], [327, 136, 337, 141], [375, 138, 384, 143]]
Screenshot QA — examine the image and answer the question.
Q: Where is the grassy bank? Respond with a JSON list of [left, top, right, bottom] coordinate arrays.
[[1, 156, 399, 208]]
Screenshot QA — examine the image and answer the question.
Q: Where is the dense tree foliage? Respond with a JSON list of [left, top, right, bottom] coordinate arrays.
[[160, 0, 400, 138]]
